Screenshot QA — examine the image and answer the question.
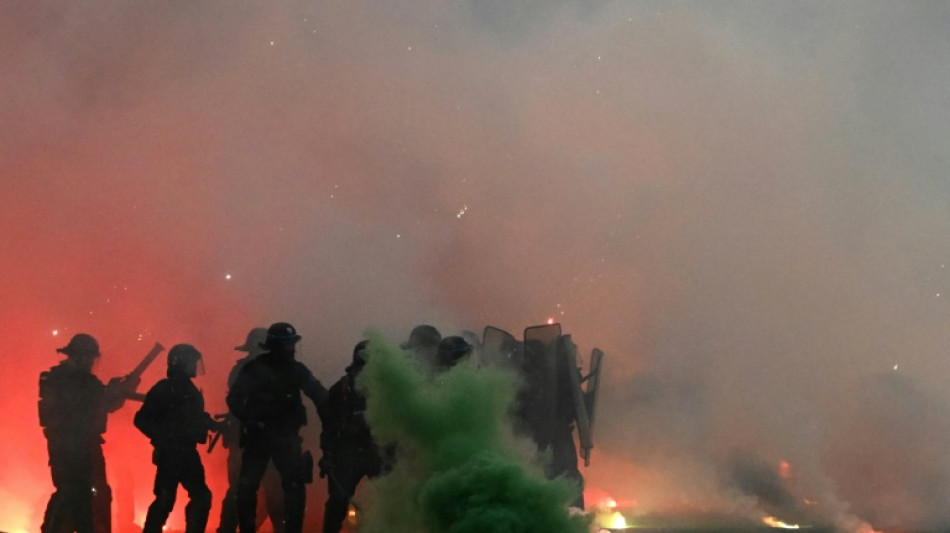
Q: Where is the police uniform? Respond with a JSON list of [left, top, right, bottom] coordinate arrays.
[[134, 345, 216, 533], [226, 323, 327, 533], [39, 334, 129, 533], [318, 342, 383, 533], [218, 328, 285, 533]]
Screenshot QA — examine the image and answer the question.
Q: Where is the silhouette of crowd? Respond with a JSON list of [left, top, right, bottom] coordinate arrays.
[[39, 321, 597, 533]]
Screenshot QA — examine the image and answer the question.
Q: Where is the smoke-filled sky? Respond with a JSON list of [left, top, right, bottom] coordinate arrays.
[[3, 1, 950, 531]]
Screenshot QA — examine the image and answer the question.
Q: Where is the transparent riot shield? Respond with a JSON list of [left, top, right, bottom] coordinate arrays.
[[520, 323, 562, 448], [481, 325, 519, 369]]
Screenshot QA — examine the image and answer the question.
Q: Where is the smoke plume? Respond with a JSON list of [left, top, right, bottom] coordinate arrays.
[[356, 332, 588, 533]]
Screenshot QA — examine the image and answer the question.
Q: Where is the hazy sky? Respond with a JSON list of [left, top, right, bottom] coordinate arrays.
[[3, 2, 950, 531]]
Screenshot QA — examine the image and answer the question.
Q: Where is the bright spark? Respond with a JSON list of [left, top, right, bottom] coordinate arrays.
[[52, 330, 59, 336], [225, 273, 232, 280], [457, 205, 468, 218], [547, 317, 555, 325]]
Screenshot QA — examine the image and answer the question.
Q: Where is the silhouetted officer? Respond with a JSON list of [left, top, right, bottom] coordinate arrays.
[[134, 344, 222, 533], [433, 335, 473, 372], [39, 333, 139, 533], [218, 327, 286, 533], [547, 336, 584, 508], [318, 341, 384, 533], [514, 336, 585, 509], [401, 324, 441, 372], [227, 322, 328, 533]]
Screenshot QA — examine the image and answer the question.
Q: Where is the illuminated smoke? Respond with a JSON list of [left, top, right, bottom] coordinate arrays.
[[4, 2, 950, 531]]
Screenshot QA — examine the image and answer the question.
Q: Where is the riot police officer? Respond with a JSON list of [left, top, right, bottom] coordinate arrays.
[[514, 335, 585, 509], [218, 327, 285, 533], [318, 341, 384, 533], [227, 322, 328, 533], [39, 333, 139, 533], [134, 344, 222, 533]]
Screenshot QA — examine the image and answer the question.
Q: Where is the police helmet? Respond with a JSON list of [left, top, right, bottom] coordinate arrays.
[[405, 324, 441, 350], [436, 335, 472, 368], [263, 322, 302, 348], [235, 327, 268, 356], [56, 333, 100, 358], [346, 340, 370, 373], [167, 344, 203, 375]]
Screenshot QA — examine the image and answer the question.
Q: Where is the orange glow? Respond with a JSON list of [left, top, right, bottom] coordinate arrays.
[[588, 489, 638, 531], [0, 499, 31, 533], [586, 485, 638, 512], [602, 511, 628, 529], [779, 460, 792, 479], [345, 503, 359, 527], [0, 241, 252, 532], [763, 516, 801, 529]]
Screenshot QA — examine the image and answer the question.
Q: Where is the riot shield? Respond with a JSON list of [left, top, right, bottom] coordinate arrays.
[[519, 323, 562, 447], [480, 325, 519, 369], [562, 336, 593, 466], [584, 348, 604, 440]]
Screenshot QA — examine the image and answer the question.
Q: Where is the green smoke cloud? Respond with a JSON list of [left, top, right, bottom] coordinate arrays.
[[355, 330, 590, 533]]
